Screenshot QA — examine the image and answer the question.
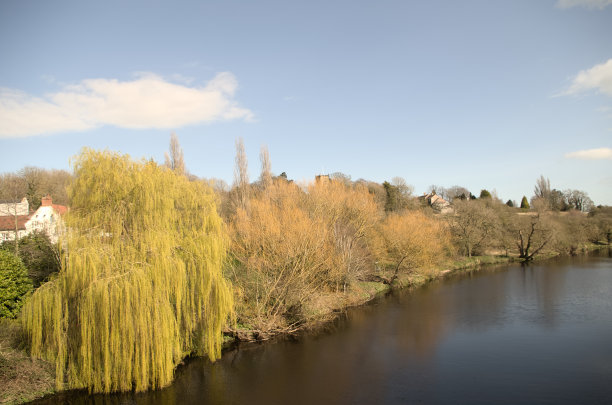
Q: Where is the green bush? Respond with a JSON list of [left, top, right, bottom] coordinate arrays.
[[0, 232, 60, 287], [0, 250, 33, 319]]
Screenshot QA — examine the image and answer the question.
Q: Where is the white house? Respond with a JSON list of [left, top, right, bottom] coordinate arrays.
[[0, 196, 67, 243], [419, 191, 453, 214], [0, 197, 29, 216], [25, 196, 68, 243]]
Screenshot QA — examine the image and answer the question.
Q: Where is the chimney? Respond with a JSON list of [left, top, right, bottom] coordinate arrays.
[[41, 195, 53, 206]]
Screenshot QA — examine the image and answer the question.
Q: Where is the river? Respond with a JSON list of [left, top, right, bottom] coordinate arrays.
[[33, 250, 612, 404]]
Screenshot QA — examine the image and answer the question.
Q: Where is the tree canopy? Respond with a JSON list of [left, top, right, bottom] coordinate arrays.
[[21, 149, 233, 393]]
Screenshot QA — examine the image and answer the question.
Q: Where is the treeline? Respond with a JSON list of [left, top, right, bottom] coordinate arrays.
[[0, 135, 610, 395], [0, 167, 70, 209]]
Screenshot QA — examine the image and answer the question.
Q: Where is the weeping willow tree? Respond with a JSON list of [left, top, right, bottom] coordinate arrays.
[[21, 149, 233, 393]]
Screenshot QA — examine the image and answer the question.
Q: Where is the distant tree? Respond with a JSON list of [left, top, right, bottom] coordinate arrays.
[[164, 132, 186, 175], [383, 181, 399, 212], [564, 189, 594, 212], [520, 196, 530, 209], [20, 167, 45, 209], [479, 189, 492, 199], [428, 185, 449, 201], [447, 186, 470, 202], [0, 250, 32, 319], [587, 205, 612, 244], [549, 189, 568, 211], [1, 168, 71, 211], [259, 145, 272, 189], [391, 177, 414, 198], [534, 175, 551, 201], [330, 172, 352, 186], [469, 192, 477, 200], [233, 137, 250, 211], [448, 200, 499, 257], [506, 200, 514, 207]]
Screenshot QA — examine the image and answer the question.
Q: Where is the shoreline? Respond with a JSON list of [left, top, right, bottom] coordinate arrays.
[[5, 245, 609, 404]]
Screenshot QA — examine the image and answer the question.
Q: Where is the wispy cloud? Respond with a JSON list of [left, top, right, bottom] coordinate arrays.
[[563, 59, 612, 97], [556, 0, 612, 9], [565, 147, 612, 160], [0, 72, 253, 138]]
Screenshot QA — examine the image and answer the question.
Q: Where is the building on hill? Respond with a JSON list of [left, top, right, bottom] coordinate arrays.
[[0, 197, 29, 216], [0, 196, 67, 243], [0, 214, 31, 242], [419, 191, 453, 214], [26, 195, 68, 243]]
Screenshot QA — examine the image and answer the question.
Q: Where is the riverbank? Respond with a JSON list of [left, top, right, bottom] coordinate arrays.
[[223, 245, 608, 344], [2, 247, 607, 404], [0, 320, 55, 405]]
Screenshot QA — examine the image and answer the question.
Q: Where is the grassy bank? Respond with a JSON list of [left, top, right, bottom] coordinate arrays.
[[0, 320, 55, 405]]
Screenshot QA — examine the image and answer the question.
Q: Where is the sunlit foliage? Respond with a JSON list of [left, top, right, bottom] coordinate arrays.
[[378, 211, 451, 284], [21, 149, 233, 393], [307, 180, 380, 289], [229, 180, 332, 330]]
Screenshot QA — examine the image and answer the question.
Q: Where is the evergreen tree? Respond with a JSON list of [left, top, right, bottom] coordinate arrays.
[[22, 149, 233, 393], [506, 200, 514, 207], [383, 181, 401, 212], [0, 250, 33, 319], [520, 196, 530, 209], [479, 189, 492, 199]]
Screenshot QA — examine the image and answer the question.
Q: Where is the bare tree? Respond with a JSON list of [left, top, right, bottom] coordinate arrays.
[[534, 175, 551, 200], [233, 137, 250, 211], [259, 145, 272, 189], [164, 133, 185, 175], [514, 213, 555, 261], [448, 200, 499, 257], [19, 167, 45, 209], [428, 185, 450, 201], [447, 185, 470, 202], [391, 177, 414, 198], [564, 189, 594, 212]]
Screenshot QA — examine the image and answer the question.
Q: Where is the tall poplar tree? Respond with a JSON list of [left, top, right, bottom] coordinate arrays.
[[21, 149, 233, 393]]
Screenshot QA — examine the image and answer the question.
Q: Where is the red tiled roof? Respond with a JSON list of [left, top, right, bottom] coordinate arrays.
[[40, 195, 68, 215], [52, 204, 68, 215], [0, 214, 31, 231]]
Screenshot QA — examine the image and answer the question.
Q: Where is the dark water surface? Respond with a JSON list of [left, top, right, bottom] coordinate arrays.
[[34, 251, 612, 405]]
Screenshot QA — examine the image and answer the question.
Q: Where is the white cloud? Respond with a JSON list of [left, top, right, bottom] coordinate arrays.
[[0, 72, 253, 138], [565, 147, 612, 160], [564, 59, 612, 97], [556, 0, 612, 9]]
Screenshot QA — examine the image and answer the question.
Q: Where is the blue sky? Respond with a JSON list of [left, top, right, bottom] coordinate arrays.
[[1, 0, 611, 204]]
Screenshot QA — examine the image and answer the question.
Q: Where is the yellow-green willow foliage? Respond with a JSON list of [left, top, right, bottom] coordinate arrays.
[[21, 149, 233, 393]]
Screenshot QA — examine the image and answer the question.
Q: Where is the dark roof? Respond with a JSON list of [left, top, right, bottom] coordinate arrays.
[[0, 214, 31, 231]]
